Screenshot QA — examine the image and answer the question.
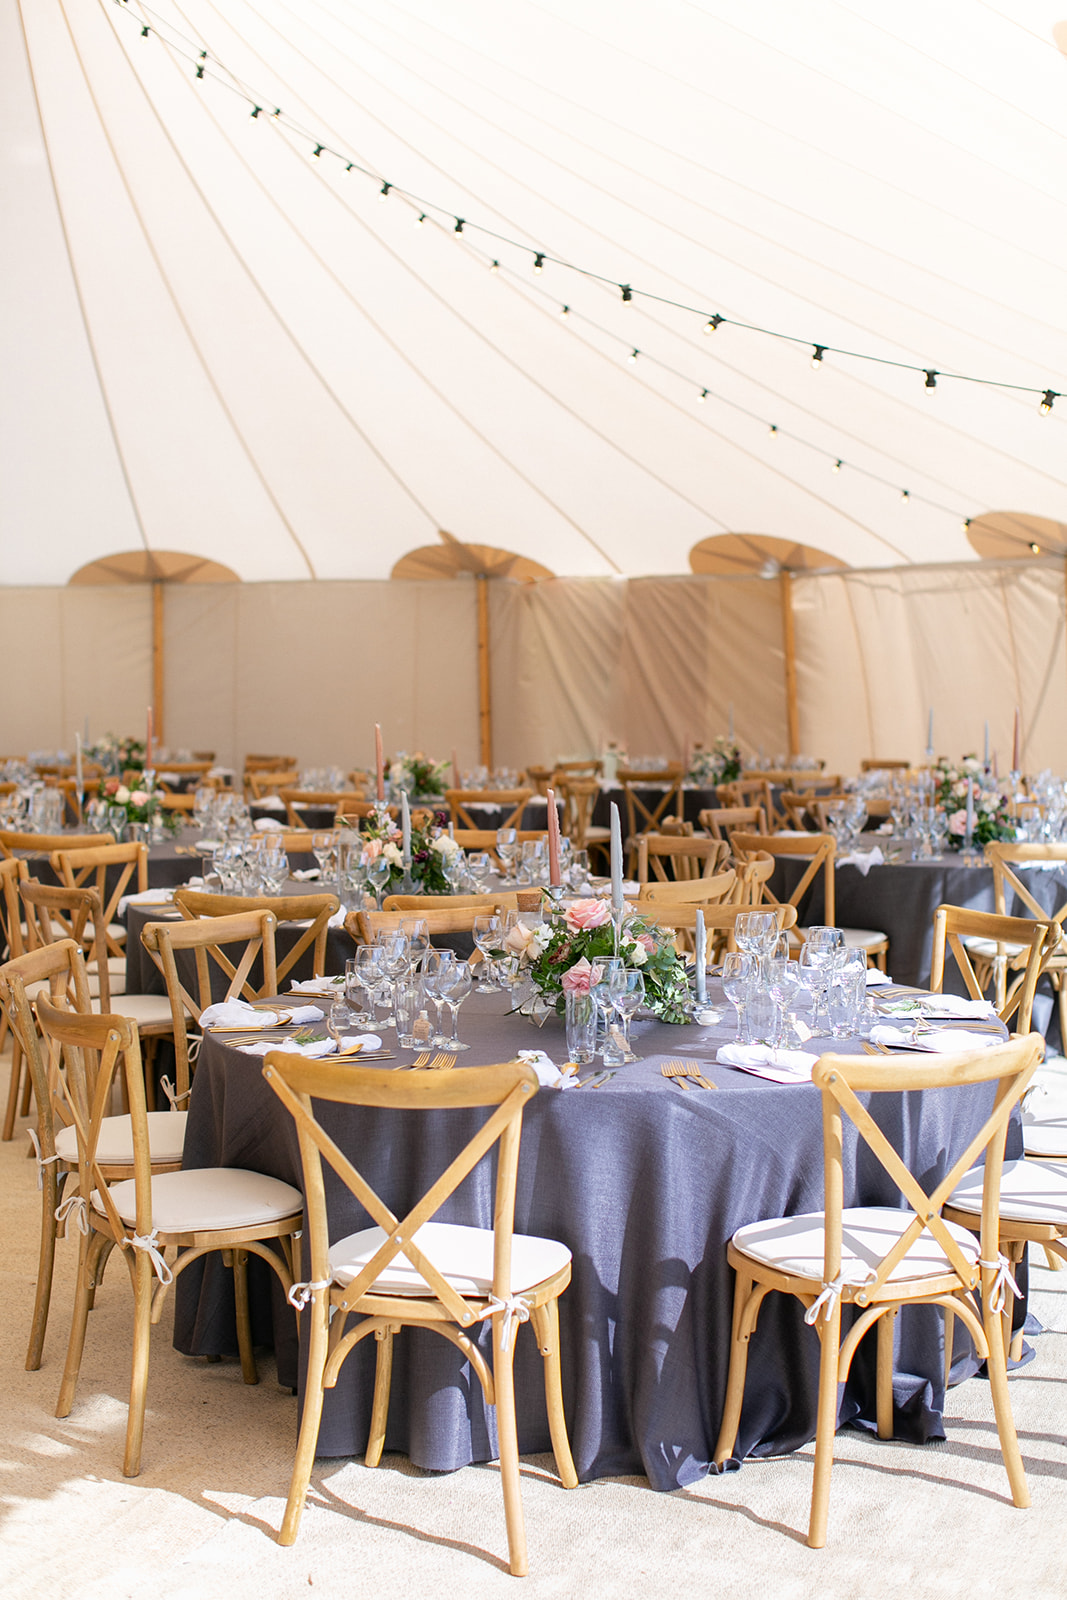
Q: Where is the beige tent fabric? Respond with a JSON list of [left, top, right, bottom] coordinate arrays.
[[0, 564, 1063, 774]]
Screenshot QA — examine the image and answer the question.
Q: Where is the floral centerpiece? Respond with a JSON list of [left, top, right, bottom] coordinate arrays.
[[509, 898, 692, 1023], [688, 736, 742, 787], [86, 735, 147, 776], [96, 775, 181, 836], [934, 757, 1015, 848], [359, 806, 461, 893], [388, 752, 451, 801]]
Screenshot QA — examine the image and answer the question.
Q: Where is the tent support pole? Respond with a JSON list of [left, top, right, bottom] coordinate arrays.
[[780, 570, 799, 758], [151, 580, 165, 745], [476, 574, 493, 769]]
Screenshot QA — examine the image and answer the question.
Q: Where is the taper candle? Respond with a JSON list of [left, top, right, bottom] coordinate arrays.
[[1012, 707, 1021, 774], [375, 723, 385, 801], [610, 802, 624, 916], [401, 791, 411, 867], [146, 706, 153, 771], [546, 787, 562, 886], [695, 908, 707, 1003]]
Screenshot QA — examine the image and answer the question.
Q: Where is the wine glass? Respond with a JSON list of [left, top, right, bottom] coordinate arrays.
[[311, 831, 337, 882], [733, 910, 779, 979], [422, 949, 457, 1046], [365, 854, 391, 909], [344, 956, 373, 1027], [721, 951, 757, 1043], [472, 913, 504, 990], [399, 918, 430, 970], [496, 827, 518, 883], [766, 954, 802, 1048], [610, 969, 644, 1061], [437, 961, 472, 1051], [467, 851, 493, 891]]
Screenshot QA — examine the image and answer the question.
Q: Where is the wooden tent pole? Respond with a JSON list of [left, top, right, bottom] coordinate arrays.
[[476, 574, 493, 769], [780, 569, 799, 758], [151, 580, 165, 745]]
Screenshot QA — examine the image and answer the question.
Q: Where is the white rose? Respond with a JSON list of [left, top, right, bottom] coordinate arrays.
[[533, 922, 553, 949], [115, 786, 130, 804], [383, 842, 403, 866], [624, 938, 648, 967]]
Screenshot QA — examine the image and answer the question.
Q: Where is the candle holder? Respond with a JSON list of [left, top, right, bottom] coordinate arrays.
[[371, 799, 392, 830], [543, 884, 566, 914]]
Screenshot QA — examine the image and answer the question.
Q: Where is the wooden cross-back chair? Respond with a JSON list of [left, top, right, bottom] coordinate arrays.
[[521, 765, 553, 796], [554, 777, 610, 863], [349, 904, 517, 944], [279, 790, 368, 827], [155, 761, 213, 792], [445, 788, 533, 832], [140, 909, 279, 1103], [173, 889, 340, 988], [637, 865, 736, 906], [382, 892, 521, 913], [699, 804, 768, 842], [729, 853, 779, 907], [157, 793, 195, 814], [260, 1052, 576, 1572], [552, 758, 603, 779], [729, 831, 890, 967], [0, 939, 185, 1372], [616, 767, 684, 863], [0, 856, 30, 1138], [635, 833, 729, 884], [50, 841, 149, 963], [713, 1035, 1040, 1548], [0, 830, 114, 861], [716, 778, 779, 826], [780, 791, 850, 832], [451, 829, 547, 869], [632, 900, 797, 959], [246, 770, 301, 800], [929, 904, 1054, 1036], [980, 842, 1067, 1040], [35, 997, 301, 1479], [245, 754, 297, 773], [860, 758, 910, 771]]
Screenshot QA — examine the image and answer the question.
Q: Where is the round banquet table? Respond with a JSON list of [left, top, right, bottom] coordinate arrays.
[[174, 987, 1017, 1491]]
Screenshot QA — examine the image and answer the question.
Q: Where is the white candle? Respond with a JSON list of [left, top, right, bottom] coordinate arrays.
[[695, 908, 707, 1003], [146, 705, 154, 771], [375, 723, 385, 801], [546, 786, 562, 886], [75, 732, 83, 795], [729, 703, 735, 741], [965, 780, 974, 845], [401, 791, 411, 867], [926, 707, 933, 756], [610, 802, 624, 916], [983, 721, 990, 767]]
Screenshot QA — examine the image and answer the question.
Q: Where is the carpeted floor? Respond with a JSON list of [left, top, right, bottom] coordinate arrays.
[[2, 1044, 1065, 1600]]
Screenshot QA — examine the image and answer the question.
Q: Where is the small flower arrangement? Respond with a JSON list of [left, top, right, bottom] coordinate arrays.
[[388, 752, 451, 800], [515, 897, 692, 1023], [688, 736, 742, 787], [359, 806, 460, 893], [96, 776, 180, 835], [87, 735, 147, 776], [933, 757, 1015, 848]]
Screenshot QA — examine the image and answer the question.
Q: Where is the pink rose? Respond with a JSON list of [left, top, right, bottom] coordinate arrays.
[[561, 956, 604, 995], [129, 790, 148, 807], [504, 921, 536, 956], [564, 898, 611, 933], [362, 838, 383, 861], [948, 810, 966, 835]]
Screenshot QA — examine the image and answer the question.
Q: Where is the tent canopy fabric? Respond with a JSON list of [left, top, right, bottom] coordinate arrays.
[[4, 0, 1066, 587]]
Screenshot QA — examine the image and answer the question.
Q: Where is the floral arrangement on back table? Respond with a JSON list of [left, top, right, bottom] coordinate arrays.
[[359, 806, 460, 892], [509, 898, 692, 1024], [86, 735, 147, 776], [95, 775, 181, 836], [388, 752, 451, 800], [934, 756, 1014, 848], [687, 736, 742, 787]]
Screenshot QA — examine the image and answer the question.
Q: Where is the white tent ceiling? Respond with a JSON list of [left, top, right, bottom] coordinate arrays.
[[4, 0, 1067, 585]]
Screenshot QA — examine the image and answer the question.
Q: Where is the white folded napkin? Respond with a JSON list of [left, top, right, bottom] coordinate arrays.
[[184, 876, 205, 888], [328, 908, 347, 928], [291, 867, 321, 881], [238, 1031, 383, 1059], [915, 993, 998, 1020], [288, 976, 346, 995], [837, 846, 885, 876], [199, 999, 324, 1028], [255, 796, 286, 811], [869, 1024, 1000, 1053], [515, 1049, 578, 1089], [254, 817, 284, 831], [716, 1043, 817, 1082], [117, 887, 175, 916], [865, 968, 892, 986]]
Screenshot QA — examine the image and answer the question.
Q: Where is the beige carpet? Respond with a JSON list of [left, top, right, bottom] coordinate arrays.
[[2, 1044, 1065, 1600]]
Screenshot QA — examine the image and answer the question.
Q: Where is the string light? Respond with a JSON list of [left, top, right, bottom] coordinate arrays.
[[559, 305, 570, 318], [346, 163, 354, 173], [379, 182, 391, 201], [414, 212, 426, 227], [311, 144, 323, 159], [832, 459, 842, 473], [489, 258, 499, 272], [1030, 541, 1041, 553], [627, 348, 639, 364], [703, 316, 723, 336], [454, 218, 465, 234], [533, 253, 545, 274], [270, 108, 281, 120], [768, 424, 778, 437], [901, 489, 911, 503], [1041, 390, 1057, 413], [620, 284, 633, 304], [811, 345, 825, 368], [194, 62, 204, 79], [924, 369, 938, 390], [249, 104, 261, 118], [140, 24, 150, 36], [698, 388, 708, 403], [962, 517, 971, 531]]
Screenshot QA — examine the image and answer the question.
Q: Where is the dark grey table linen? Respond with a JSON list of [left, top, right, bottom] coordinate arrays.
[[175, 987, 1014, 1490]]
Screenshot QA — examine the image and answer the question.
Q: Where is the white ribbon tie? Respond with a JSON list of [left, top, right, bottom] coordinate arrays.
[[129, 1230, 174, 1285], [805, 1274, 848, 1326], [288, 1278, 331, 1311], [28, 1128, 62, 1191], [482, 1293, 531, 1352], [160, 1075, 191, 1110], [979, 1255, 1021, 1316], [54, 1194, 89, 1235]]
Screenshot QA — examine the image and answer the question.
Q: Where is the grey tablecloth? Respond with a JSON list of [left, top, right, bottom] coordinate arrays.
[[175, 987, 1014, 1489]]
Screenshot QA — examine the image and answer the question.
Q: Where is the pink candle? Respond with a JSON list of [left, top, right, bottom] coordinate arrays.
[[683, 734, 692, 776], [1012, 707, 1021, 774], [146, 705, 153, 771], [546, 786, 562, 886], [375, 723, 385, 801], [452, 748, 460, 788]]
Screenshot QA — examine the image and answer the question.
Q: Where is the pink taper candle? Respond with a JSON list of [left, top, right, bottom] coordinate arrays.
[[546, 787, 562, 887], [452, 748, 460, 788], [1012, 707, 1021, 774], [146, 706, 153, 771], [375, 723, 385, 801]]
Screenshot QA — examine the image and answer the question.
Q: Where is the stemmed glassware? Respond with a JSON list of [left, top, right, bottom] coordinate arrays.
[[311, 831, 338, 883], [591, 957, 625, 1063], [765, 950, 802, 1047], [365, 854, 391, 908], [422, 949, 457, 1045], [472, 912, 504, 990], [495, 827, 518, 883], [798, 927, 845, 1035], [436, 960, 472, 1050], [610, 969, 644, 1061], [721, 951, 757, 1043], [344, 955, 373, 1027], [467, 852, 493, 891], [326, 995, 356, 1053], [733, 911, 779, 980]]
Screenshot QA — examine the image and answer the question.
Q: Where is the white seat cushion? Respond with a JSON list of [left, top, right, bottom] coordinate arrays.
[[959, 935, 1026, 960], [56, 1111, 188, 1166], [98, 1168, 302, 1232], [840, 928, 888, 951], [733, 1205, 979, 1285], [112, 992, 177, 1028], [329, 1219, 571, 1297], [1022, 1112, 1067, 1159], [949, 1156, 1067, 1226]]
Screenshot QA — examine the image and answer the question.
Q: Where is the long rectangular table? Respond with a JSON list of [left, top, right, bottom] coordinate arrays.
[[175, 988, 1015, 1490]]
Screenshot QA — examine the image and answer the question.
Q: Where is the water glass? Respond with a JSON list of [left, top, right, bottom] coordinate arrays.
[[467, 851, 493, 890], [437, 961, 472, 1051], [565, 989, 597, 1064], [393, 977, 423, 1049]]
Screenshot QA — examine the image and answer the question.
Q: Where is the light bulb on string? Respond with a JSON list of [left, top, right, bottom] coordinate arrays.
[[414, 213, 426, 227], [533, 253, 545, 274], [768, 424, 778, 438], [627, 348, 639, 364], [832, 459, 842, 474], [901, 489, 911, 504], [195, 62, 205, 79], [311, 145, 323, 159], [379, 183, 391, 201], [559, 305, 570, 319], [1030, 541, 1041, 553], [250, 105, 261, 118], [140, 24, 150, 36], [620, 284, 632, 304], [703, 315, 723, 335], [271, 108, 281, 121], [489, 258, 499, 273], [962, 518, 971, 532], [811, 345, 825, 368], [924, 369, 938, 391], [698, 388, 708, 403], [1041, 390, 1057, 413], [454, 218, 465, 234]]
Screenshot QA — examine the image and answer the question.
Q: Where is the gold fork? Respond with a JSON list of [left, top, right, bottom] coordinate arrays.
[[430, 1053, 457, 1071], [409, 1052, 431, 1068], [862, 1040, 890, 1056], [661, 1062, 694, 1090], [667, 1057, 718, 1091]]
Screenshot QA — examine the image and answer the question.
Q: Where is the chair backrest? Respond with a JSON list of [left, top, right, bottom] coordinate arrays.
[[860, 759, 910, 771], [716, 777, 778, 824], [262, 1053, 540, 1321], [157, 761, 213, 792], [173, 888, 340, 985], [985, 843, 1067, 958], [157, 793, 195, 812], [279, 790, 367, 827], [141, 909, 278, 1096], [50, 842, 149, 960], [634, 900, 797, 956], [779, 792, 827, 832], [929, 903, 1054, 1034], [522, 765, 554, 796], [19, 877, 114, 1003], [635, 833, 729, 884], [728, 853, 778, 906], [0, 855, 29, 961], [729, 831, 836, 928], [350, 905, 515, 943], [616, 768, 684, 840], [383, 892, 521, 912], [552, 759, 603, 779], [812, 1036, 1042, 1306], [699, 805, 768, 842], [245, 754, 297, 772], [247, 770, 302, 800], [0, 941, 95, 1170], [0, 830, 114, 860], [555, 778, 603, 848], [451, 829, 547, 867], [445, 789, 533, 831], [637, 867, 736, 906]]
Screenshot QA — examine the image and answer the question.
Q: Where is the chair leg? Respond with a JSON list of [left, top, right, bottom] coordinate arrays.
[[230, 1249, 259, 1385], [713, 1269, 754, 1467], [26, 1163, 62, 1371], [56, 1229, 106, 1418], [531, 1298, 578, 1488], [493, 1315, 528, 1578], [944, 1307, 955, 1397], [365, 1327, 394, 1468], [875, 1307, 896, 1440], [980, 1269, 1030, 1509], [278, 1301, 330, 1546], [807, 1304, 843, 1550], [124, 1251, 154, 1477], [19, 1058, 33, 1118], [3, 1037, 24, 1141]]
